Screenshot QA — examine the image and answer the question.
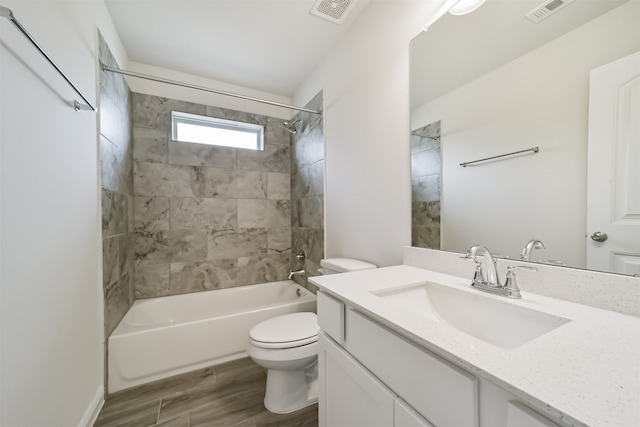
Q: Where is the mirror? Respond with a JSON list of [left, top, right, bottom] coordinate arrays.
[[410, 0, 639, 275]]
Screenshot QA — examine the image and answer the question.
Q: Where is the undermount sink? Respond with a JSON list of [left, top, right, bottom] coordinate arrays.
[[372, 282, 571, 349]]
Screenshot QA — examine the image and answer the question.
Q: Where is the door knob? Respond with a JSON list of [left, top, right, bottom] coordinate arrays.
[[591, 232, 608, 242]]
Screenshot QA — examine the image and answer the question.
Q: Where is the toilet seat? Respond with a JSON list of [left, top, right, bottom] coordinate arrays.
[[249, 312, 318, 349], [250, 335, 317, 349]]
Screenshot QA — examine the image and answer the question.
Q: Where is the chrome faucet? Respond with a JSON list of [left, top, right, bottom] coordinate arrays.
[[288, 250, 307, 280], [288, 269, 305, 279], [465, 245, 500, 287], [520, 239, 545, 261], [463, 245, 535, 299]]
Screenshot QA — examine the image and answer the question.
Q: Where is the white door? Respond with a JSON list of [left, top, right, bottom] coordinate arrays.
[[586, 51, 640, 275]]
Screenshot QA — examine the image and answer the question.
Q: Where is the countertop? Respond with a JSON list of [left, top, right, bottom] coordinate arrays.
[[309, 265, 640, 427]]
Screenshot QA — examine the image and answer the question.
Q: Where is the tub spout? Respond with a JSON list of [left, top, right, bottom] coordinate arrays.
[[288, 269, 305, 279]]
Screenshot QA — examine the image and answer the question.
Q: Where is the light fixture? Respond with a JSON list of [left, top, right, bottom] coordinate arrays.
[[448, 0, 486, 15]]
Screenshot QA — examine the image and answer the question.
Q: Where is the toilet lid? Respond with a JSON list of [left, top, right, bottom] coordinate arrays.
[[249, 312, 318, 347]]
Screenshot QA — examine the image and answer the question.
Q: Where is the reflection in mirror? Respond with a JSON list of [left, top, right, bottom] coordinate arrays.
[[411, 121, 441, 249], [410, 0, 640, 275]]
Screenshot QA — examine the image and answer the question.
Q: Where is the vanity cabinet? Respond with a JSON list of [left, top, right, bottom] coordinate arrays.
[[317, 291, 562, 427]]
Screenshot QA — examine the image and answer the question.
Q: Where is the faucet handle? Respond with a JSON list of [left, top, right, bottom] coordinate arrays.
[[471, 260, 486, 285], [461, 253, 486, 285], [503, 265, 536, 298], [503, 266, 521, 298]]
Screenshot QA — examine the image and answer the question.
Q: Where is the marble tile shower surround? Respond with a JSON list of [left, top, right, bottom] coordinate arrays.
[[411, 121, 441, 250], [403, 246, 640, 317], [132, 93, 295, 298], [98, 32, 134, 338], [290, 92, 325, 292]]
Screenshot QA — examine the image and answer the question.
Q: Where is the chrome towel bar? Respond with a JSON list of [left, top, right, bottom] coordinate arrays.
[[460, 146, 539, 167], [0, 6, 95, 111]]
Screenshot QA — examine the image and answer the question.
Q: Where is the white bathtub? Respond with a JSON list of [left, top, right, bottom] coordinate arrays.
[[108, 280, 317, 393]]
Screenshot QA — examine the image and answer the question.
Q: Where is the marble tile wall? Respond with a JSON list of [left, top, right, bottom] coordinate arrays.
[[411, 121, 441, 250], [98, 32, 134, 339], [290, 92, 325, 292], [132, 93, 293, 298]]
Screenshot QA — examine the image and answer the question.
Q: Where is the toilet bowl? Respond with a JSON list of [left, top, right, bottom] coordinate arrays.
[[247, 312, 319, 414], [247, 258, 377, 414]]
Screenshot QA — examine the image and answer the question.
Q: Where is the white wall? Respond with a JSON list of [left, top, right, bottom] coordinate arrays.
[[0, 1, 127, 425], [293, 0, 456, 267], [412, 1, 640, 267]]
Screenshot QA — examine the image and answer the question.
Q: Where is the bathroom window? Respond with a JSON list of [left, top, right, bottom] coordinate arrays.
[[171, 111, 264, 150]]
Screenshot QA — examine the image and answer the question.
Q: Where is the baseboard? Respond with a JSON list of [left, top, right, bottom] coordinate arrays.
[[78, 385, 104, 427]]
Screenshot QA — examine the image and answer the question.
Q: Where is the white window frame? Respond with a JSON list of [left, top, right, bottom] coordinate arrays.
[[171, 111, 265, 151]]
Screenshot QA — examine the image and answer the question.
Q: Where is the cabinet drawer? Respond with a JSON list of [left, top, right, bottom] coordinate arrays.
[[318, 291, 345, 344], [346, 309, 479, 427]]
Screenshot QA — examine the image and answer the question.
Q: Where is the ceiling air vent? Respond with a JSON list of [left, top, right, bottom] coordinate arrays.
[[525, 0, 576, 23], [311, 0, 355, 25]]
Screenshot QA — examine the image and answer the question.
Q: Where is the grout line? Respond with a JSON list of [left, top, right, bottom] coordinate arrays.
[[156, 400, 162, 425], [167, 197, 172, 231]]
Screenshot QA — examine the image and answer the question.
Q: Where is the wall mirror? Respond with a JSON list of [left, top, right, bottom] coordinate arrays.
[[410, 0, 639, 276]]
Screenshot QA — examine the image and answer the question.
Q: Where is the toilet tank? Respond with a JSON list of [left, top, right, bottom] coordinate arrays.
[[320, 258, 377, 275]]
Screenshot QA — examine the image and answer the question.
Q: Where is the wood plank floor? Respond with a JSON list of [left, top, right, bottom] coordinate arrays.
[[94, 357, 318, 427]]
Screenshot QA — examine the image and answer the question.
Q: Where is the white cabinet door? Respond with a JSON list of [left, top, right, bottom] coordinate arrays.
[[395, 398, 435, 427], [318, 332, 395, 427]]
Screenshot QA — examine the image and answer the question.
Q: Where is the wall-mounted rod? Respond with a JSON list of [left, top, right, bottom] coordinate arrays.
[[101, 64, 321, 115], [0, 6, 95, 111], [460, 146, 539, 167]]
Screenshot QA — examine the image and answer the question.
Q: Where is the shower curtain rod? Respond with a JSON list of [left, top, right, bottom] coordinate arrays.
[[0, 6, 95, 111], [101, 65, 321, 115]]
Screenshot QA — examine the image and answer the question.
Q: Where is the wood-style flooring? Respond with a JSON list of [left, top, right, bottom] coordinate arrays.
[[94, 357, 318, 427]]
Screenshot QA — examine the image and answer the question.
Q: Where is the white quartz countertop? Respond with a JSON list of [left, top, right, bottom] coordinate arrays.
[[309, 265, 640, 427]]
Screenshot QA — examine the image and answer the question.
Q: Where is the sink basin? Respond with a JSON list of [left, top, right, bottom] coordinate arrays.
[[372, 282, 571, 349]]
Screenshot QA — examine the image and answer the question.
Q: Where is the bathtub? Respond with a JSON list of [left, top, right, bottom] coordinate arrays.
[[108, 280, 317, 393]]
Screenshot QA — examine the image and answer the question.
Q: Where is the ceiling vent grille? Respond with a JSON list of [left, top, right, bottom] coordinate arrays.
[[525, 0, 576, 23], [311, 0, 355, 24]]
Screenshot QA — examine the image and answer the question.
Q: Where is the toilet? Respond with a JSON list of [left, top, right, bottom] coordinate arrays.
[[319, 257, 377, 275], [246, 258, 377, 414]]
